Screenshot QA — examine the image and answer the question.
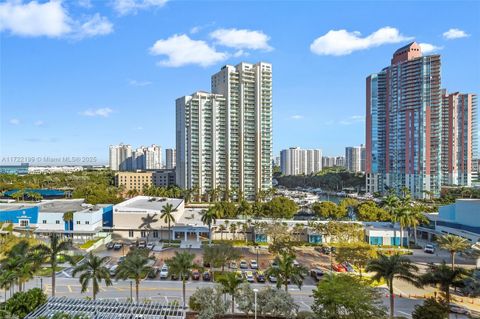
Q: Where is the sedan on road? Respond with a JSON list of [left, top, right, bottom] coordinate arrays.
[[113, 242, 123, 250], [310, 268, 324, 281], [239, 260, 248, 269], [202, 271, 211, 281], [250, 260, 258, 269]]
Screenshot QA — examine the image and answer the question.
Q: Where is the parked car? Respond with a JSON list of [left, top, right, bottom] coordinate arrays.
[[310, 268, 324, 281], [424, 244, 435, 254], [331, 247, 337, 254], [113, 242, 123, 250], [449, 304, 471, 315], [129, 243, 136, 251], [332, 264, 347, 272], [256, 271, 266, 283], [171, 274, 178, 280], [229, 261, 238, 269], [146, 243, 155, 250], [118, 256, 126, 264], [271, 260, 279, 268], [106, 242, 115, 250], [202, 271, 211, 281], [268, 274, 277, 283], [246, 271, 255, 283], [148, 267, 159, 279], [159, 265, 169, 279], [342, 262, 355, 273], [109, 265, 118, 276], [239, 260, 248, 269], [191, 269, 201, 280], [250, 260, 258, 269], [203, 261, 211, 268], [138, 241, 147, 249]]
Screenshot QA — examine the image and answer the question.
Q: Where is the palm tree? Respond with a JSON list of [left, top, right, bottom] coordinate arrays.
[[0, 270, 15, 302], [160, 203, 177, 244], [266, 252, 308, 292], [33, 233, 72, 296], [4, 241, 42, 291], [201, 206, 221, 245], [392, 207, 411, 248], [166, 251, 195, 309], [382, 194, 400, 217], [115, 250, 153, 303], [420, 262, 467, 304], [437, 234, 470, 270], [367, 254, 419, 319], [139, 213, 159, 244], [72, 252, 112, 300], [408, 208, 428, 245], [218, 224, 227, 240], [229, 223, 237, 240], [217, 271, 244, 313]]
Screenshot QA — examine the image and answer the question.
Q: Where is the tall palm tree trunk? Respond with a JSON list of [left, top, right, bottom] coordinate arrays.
[[136, 280, 139, 304], [231, 295, 235, 313], [182, 279, 186, 309], [51, 267, 56, 297], [445, 286, 451, 304], [168, 221, 171, 244], [208, 224, 212, 245], [451, 252, 455, 270], [399, 226, 404, 248], [388, 280, 394, 319]]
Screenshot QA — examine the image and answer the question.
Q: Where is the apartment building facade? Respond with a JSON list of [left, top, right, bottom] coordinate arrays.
[[177, 62, 273, 200], [280, 147, 322, 175]]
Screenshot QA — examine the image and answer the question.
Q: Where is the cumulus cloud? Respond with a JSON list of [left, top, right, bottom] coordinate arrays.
[[443, 28, 469, 40], [339, 115, 365, 125], [310, 27, 413, 56], [0, 0, 113, 39], [149, 34, 227, 67], [113, 0, 168, 15], [0, 0, 72, 37], [80, 107, 113, 117], [9, 118, 20, 125], [77, 0, 93, 8], [210, 28, 273, 51], [290, 115, 304, 120], [190, 26, 201, 34], [419, 43, 443, 54]]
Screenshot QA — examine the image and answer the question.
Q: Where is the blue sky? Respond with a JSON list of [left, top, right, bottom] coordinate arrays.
[[1, 0, 479, 165]]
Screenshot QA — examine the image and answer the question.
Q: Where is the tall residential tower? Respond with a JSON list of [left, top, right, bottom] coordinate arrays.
[[176, 62, 273, 200], [280, 147, 322, 176]]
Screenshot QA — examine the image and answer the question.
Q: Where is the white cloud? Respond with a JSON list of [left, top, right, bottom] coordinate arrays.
[[128, 79, 152, 86], [77, 13, 113, 38], [290, 115, 304, 120], [443, 28, 469, 40], [149, 34, 227, 67], [419, 43, 443, 54], [9, 118, 20, 125], [134, 126, 144, 131], [34, 120, 44, 126], [310, 27, 413, 56], [80, 107, 113, 117], [0, 1, 112, 39], [210, 28, 273, 51], [0, 0, 72, 37], [339, 115, 365, 125], [113, 0, 168, 15]]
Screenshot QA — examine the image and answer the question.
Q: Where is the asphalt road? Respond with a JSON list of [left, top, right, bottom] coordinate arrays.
[[14, 277, 432, 319]]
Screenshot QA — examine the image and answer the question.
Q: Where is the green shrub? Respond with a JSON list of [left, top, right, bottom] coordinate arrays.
[[5, 288, 47, 319]]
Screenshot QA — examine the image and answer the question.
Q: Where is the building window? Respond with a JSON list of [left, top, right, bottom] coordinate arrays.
[[56, 220, 60, 224], [76, 221, 81, 225], [129, 230, 134, 237], [85, 221, 90, 225], [42, 220, 47, 224], [20, 220, 29, 227], [141, 231, 146, 238], [153, 231, 158, 238]]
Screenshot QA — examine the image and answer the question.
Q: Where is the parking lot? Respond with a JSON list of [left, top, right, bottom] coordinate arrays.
[[82, 241, 337, 286]]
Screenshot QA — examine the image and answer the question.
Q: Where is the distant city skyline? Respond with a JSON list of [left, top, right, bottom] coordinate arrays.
[[1, 1, 479, 165]]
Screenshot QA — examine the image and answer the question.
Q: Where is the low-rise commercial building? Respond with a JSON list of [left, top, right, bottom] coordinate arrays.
[[115, 169, 176, 193], [0, 199, 113, 242]]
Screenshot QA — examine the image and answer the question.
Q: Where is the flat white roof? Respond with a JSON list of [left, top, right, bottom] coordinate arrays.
[[0, 199, 109, 214], [114, 196, 183, 212]]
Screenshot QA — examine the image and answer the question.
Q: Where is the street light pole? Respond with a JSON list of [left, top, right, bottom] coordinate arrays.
[[253, 289, 258, 319], [256, 245, 259, 267], [130, 281, 133, 303]]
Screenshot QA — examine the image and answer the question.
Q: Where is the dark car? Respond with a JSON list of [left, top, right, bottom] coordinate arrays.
[[203, 261, 211, 268], [191, 269, 201, 280], [256, 271, 266, 283], [148, 267, 159, 279], [202, 271, 211, 281], [310, 268, 324, 281], [113, 242, 123, 251], [106, 242, 115, 250]]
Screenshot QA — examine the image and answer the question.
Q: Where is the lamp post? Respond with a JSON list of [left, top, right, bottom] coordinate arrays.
[[255, 244, 259, 268], [130, 281, 133, 303], [253, 288, 258, 319]]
